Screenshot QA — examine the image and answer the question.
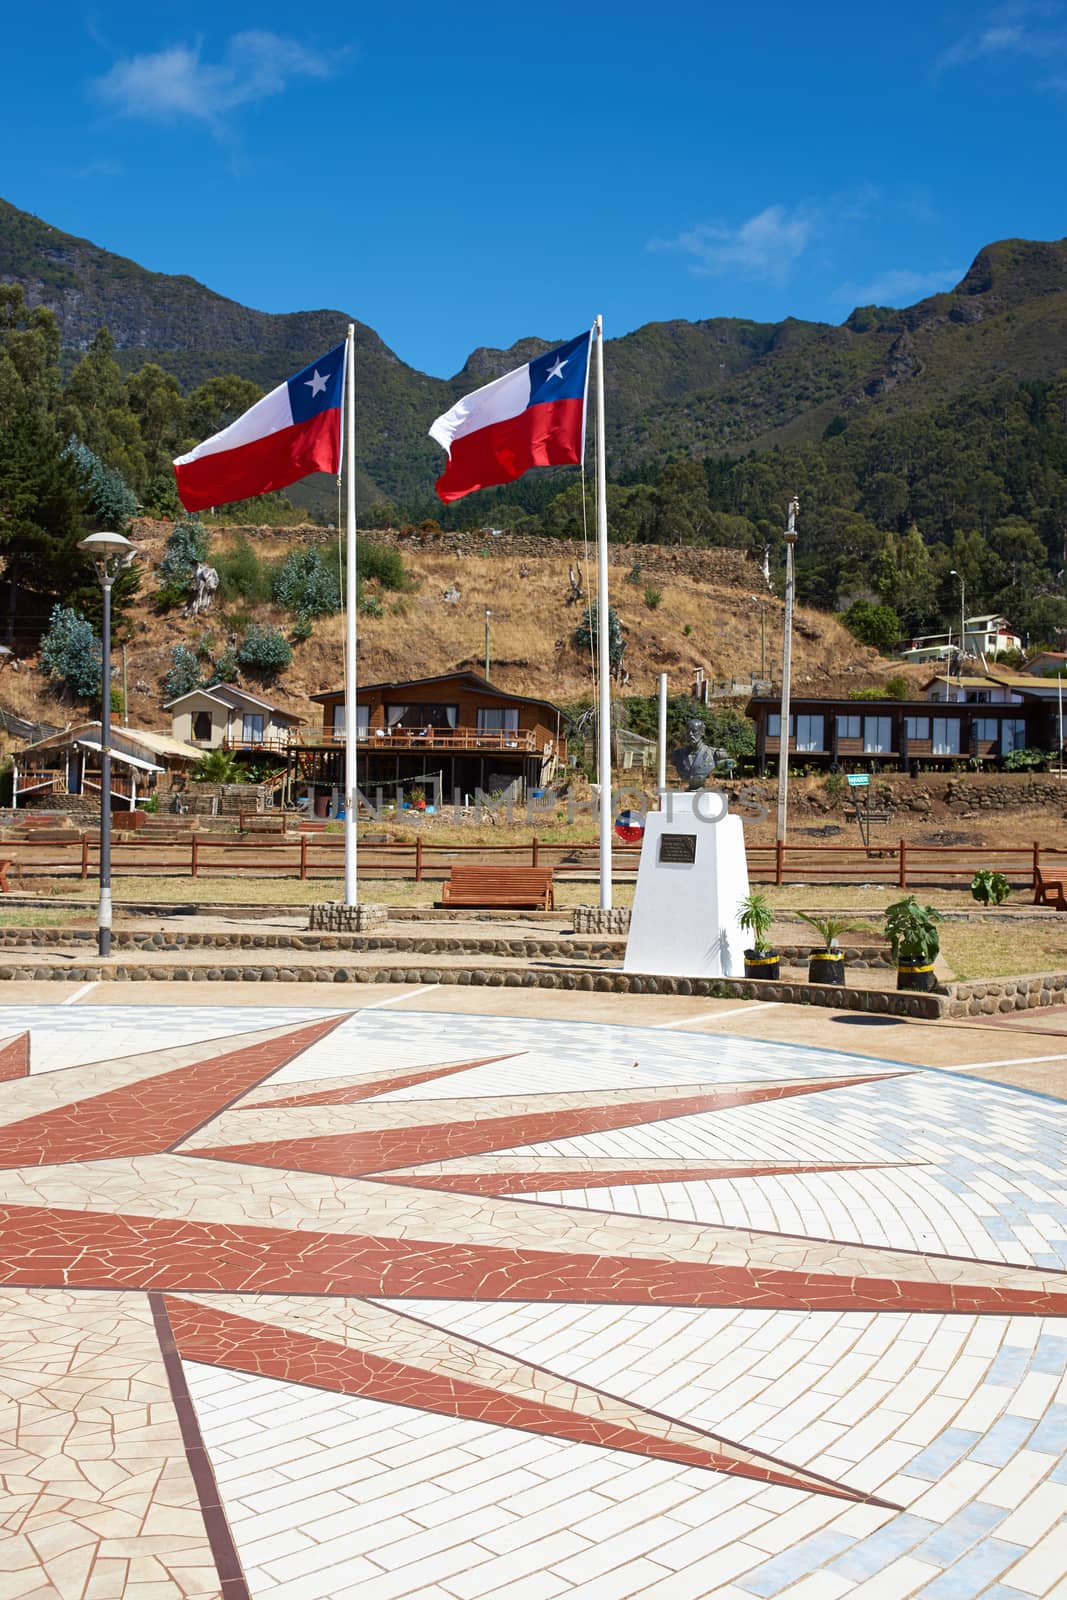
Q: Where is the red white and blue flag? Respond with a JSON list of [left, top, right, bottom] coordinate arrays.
[[429, 331, 591, 503], [173, 342, 347, 512]]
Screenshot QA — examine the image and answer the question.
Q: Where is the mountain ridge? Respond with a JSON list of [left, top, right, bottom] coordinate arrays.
[[4, 195, 1067, 510]]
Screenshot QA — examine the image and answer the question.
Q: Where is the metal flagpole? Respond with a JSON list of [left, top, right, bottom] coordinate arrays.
[[343, 324, 358, 906], [594, 316, 612, 910], [1059, 672, 1063, 781], [657, 672, 668, 797], [776, 496, 799, 847]]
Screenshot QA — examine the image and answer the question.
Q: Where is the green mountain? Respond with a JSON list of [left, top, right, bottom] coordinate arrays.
[[4, 195, 1067, 509]]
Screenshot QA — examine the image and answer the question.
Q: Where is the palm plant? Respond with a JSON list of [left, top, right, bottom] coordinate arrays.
[[795, 912, 848, 951], [738, 891, 775, 954]]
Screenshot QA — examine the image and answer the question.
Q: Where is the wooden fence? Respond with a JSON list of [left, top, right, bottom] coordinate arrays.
[[0, 833, 1063, 889]]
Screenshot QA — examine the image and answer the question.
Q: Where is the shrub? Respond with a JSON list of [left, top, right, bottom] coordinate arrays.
[[643, 586, 663, 610], [625, 561, 643, 585], [290, 616, 313, 643], [193, 747, 242, 783], [272, 547, 340, 617], [237, 623, 292, 680], [1003, 746, 1048, 771], [884, 674, 909, 700], [824, 771, 846, 801], [63, 437, 140, 528], [164, 644, 201, 698], [212, 647, 239, 682], [574, 603, 624, 670], [356, 541, 408, 591], [359, 593, 384, 618], [158, 517, 209, 608], [842, 600, 901, 653], [214, 535, 272, 604], [682, 623, 692, 637], [971, 869, 1010, 906], [39, 605, 102, 700]]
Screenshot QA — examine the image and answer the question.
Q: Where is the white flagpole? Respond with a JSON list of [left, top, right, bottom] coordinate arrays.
[[657, 672, 668, 797], [343, 323, 358, 905], [594, 315, 612, 910]]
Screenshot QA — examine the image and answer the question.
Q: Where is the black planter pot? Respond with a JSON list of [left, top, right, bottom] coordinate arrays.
[[744, 950, 780, 980], [808, 951, 846, 986], [897, 955, 937, 992]]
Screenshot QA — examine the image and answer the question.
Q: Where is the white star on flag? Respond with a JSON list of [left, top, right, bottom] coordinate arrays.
[[305, 369, 329, 397], [545, 356, 567, 381]]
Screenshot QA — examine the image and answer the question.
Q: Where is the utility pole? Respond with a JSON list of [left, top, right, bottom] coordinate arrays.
[[776, 498, 799, 847], [949, 569, 966, 688], [484, 609, 491, 680], [121, 645, 129, 727]]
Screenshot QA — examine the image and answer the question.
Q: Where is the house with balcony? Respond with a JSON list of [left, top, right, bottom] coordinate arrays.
[[167, 684, 305, 754], [12, 724, 201, 809], [293, 672, 566, 813], [899, 614, 1022, 665], [745, 688, 1050, 773]]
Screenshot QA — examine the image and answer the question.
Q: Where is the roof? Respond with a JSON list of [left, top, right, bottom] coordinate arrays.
[[20, 722, 201, 765], [309, 671, 562, 719], [743, 693, 1039, 715], [165, 683, 304, 722], [922, 674, 1010, 690]]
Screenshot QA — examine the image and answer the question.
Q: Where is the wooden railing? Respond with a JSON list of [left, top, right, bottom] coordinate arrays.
[[0, 833, 1061, 889], [225, 726, 554, 755]]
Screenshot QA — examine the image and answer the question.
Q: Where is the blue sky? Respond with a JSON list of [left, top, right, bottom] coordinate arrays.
[[5, 2, 1067, 377]]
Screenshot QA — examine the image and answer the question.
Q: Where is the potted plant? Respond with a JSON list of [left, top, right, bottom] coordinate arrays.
[[408, 784, 427, 812], [884, 895, 943, 991], [739, 891, 779, 979], [971, 869, 1010, 906], [796, 913, 848, 986]]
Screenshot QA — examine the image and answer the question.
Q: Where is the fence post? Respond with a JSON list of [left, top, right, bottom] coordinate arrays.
[[532, 837, 539, 867], [1033, 839, 1041, 892], [191, 835, 199, 879], [775, 838, 785, 887], [80, 834, 89, 881], [415, 836, 423, 882], [300, 835, 308, 881], [899, 838, 908, 890]]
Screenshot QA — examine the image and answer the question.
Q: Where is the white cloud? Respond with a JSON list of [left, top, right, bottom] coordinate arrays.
[[831, 266, 965, 307], [90, 32, 335, 128], [649, 205, 815, 284], [938, 6, 1067, 71]]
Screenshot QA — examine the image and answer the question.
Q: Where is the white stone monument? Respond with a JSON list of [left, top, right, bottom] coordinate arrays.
[[623, 791, 750, 978]]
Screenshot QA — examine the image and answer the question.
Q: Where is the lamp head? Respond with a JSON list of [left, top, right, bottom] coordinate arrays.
[[79, 531, 137, 573]]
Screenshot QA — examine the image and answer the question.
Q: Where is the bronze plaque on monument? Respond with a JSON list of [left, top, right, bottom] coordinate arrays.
[[659, 833, 697, 865]]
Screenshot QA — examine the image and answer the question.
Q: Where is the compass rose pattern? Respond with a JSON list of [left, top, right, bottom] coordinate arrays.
[[0, 1004, 1063, 1598]]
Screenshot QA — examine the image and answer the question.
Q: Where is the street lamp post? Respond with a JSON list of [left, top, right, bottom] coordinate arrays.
[[776, 498, 800, 846], [949, 569, 966, 686], [484, 609, 491, 680], [79, 532, 137, 957]]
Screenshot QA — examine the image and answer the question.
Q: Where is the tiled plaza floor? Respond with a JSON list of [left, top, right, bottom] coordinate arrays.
[[0, 1002, 1063, 1598]]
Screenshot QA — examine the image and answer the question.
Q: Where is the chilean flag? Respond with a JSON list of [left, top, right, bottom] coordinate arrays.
[[173, 342, 347, 512], [429, 331, 591, 503]]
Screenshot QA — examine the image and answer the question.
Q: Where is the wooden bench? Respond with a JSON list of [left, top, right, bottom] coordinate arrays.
[[438, 866, 554, 910], [1034, 865, 1067, 910]]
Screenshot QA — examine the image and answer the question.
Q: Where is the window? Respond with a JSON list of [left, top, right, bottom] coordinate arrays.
[[836, 715, 861, 739], [966, 690, 991, 704], [388, 704, 458, 729], [974, 718, 999, 743], [932, 717, 961, 755], [241, 713, 264, 743], [192, 711, 212, 742], [904, 717, 929, 741], [863, 716, 891, 754], [767, 713, 794, 740], [477, 708, 520, 731], [795, 714, 824, 752], [331, 705, 369, 739], [1002, 718, 1027, 753]]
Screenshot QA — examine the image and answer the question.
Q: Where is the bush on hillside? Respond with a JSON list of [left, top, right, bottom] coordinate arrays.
[[157, 517, 210, 608], [214, 535, 272, 604], [237, 623, 291, 680], [39, 605, 102, 700], [272, 547, 340, 617], [357, 541, 408, 591], [164, 644, 200, 699], [841, 600, 901, 652]]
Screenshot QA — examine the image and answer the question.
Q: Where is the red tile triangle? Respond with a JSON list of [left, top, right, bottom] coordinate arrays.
[[371, 1160, 915, 1195], [2, 1202, 1066, 1318], [162, 1294, 880, 1502], [197, 1072, 899, 1177], [0, 1014, 349, 1168], [0, 1033, 29, 1083]]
